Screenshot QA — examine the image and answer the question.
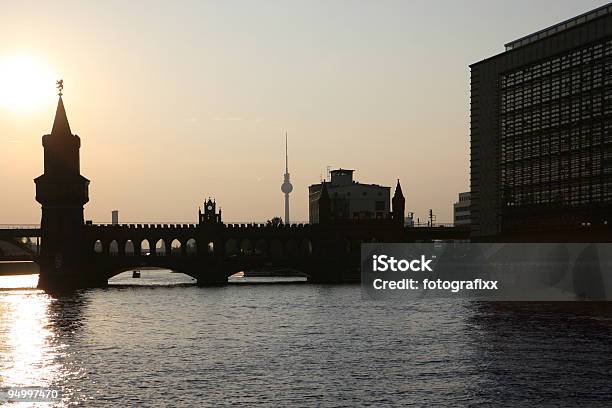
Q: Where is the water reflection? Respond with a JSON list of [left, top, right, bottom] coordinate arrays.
[[108, 269, 196, 286], [0, 275, 89, 407], [1, 272, 612, 405], [0, 288, 55, 388], [0, 273, 39, 290], [465, 302, 612, 405]]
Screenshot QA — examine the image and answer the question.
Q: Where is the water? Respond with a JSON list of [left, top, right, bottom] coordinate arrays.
[[1, 270, 612, 407]]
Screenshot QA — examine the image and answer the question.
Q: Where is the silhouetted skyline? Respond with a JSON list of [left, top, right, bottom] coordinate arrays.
[[0, 0, 606, 223]]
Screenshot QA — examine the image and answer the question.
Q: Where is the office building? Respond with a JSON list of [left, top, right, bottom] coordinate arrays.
[[453, 192, 471, 226], [470, 3, 612, 240]]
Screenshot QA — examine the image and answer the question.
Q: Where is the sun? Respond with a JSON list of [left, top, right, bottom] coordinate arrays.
[[0, 54, 56, 112]]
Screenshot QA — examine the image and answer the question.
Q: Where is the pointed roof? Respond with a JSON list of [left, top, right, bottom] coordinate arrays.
[[394, 179, 404, 198], [51, 96, 72, 137]]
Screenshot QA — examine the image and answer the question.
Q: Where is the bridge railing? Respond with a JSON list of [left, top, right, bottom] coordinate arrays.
[[85, 221, 313, 228], [87, 222, 198, 228], [1, 222, 457, 230], [408, 222, 456, 228], [0, 224, 40, 229], [84, 221, 458, 229]]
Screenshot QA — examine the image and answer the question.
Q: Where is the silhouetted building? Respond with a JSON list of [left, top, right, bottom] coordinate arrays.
[[470, 3, 612, 240], [198, 198, 222, 224], [112, 210, 119, 225], [34, 93, 90, 285], [309, 169, 393, 223], [391, 180, 405, 225], [453, 192, 471, 226]]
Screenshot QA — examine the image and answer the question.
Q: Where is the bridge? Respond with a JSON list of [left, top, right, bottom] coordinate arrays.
[[0, 217, 468, 285], [3, 92, 469, 289], [82, 215, 390, 285], [0, 225, 40, 257]]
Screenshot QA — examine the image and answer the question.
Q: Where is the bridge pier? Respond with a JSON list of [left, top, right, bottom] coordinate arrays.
[[196, 274, 227, 286], [37, 262, 108, 290], [305, 258, 360, 284]]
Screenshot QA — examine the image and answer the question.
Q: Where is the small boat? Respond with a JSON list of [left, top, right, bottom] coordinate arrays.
[[132, 270, 141, 278]]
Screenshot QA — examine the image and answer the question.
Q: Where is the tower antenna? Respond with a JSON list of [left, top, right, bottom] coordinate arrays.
[[281, 132, 293, 224]]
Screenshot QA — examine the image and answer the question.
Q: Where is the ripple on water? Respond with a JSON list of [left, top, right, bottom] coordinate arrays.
[[1, 272, 612, 406]]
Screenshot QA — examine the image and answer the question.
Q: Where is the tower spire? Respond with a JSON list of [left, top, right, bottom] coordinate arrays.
[[52, 79, 71, 136], [51, 95, 72, 137], [394, 179, 404, 198], [281, 132, 293, 224], [392, 179, 405, 224], [35, 80, 90, 288]]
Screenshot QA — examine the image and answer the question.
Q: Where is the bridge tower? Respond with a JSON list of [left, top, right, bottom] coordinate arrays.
[[34, 90, 90, 288], [199, 198, 222, 224], [392, 179, 405, 225], [318, 181, 331, 223]]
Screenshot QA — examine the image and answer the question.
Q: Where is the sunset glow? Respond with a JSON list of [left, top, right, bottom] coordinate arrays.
[[0, 55, 55, 112]]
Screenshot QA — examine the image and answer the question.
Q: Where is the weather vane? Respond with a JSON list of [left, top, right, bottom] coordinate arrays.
[[56, 79, 63, 96]]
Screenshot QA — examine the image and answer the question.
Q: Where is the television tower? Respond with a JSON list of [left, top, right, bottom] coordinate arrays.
[[280, 132, 293, 224]]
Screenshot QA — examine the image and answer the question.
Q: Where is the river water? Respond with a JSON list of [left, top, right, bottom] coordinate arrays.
[[1, 270, 612, 407]]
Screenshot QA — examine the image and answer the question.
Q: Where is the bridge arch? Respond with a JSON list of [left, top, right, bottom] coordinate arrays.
[[109, 240, 119, 256], [270, 238, 283, 258], [94, 240, 103, 254], [125, 240, 135, 256], [225, 238, 238, 257], [140, 239, 151, 256], [255, 238, 268, 256], [240, 239, 253, 255], [170, 239, 181, 256], [300, 238, 313, 257], [155, 239, 166, 256], [106, 266, 198, 283], [185, 239, 197, 256], [207, 241, 214, 255], [0, 236, 38, 258], [286, 238, 299, 258]]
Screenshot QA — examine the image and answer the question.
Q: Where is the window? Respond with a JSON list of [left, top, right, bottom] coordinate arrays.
[[500, 39, 611, 214]]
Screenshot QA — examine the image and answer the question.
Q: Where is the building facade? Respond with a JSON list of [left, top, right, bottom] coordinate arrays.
[[453, 192, 471, 226], [470, 3, 612, 240], [309, 169, 391, 223]]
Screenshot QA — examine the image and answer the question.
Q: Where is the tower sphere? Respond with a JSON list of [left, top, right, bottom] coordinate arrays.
[[281, 181, 293, 194]]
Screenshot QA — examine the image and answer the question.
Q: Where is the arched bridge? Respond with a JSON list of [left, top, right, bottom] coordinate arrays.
[[81, 220, 402, 286], [0, 225, 40, 260], [1, 221, 469, 286]]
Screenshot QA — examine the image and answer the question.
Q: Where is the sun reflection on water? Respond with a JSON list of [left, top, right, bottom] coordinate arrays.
[[0, 274, 65, 406], [0, 274, 39, 290]]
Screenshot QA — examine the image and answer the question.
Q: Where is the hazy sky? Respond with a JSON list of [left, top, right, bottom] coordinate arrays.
[[0, 0, 606, 223]]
